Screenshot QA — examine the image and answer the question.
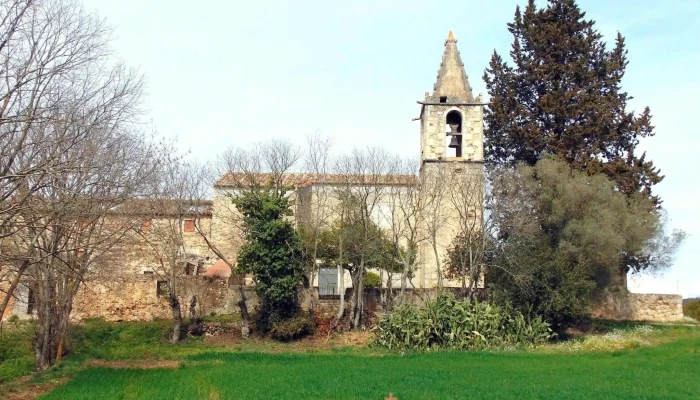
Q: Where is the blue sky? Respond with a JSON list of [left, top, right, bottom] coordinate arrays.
[[81, 0, 700, 297]]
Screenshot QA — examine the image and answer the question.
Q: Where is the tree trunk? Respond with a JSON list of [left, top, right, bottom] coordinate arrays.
[[0, 260, 29, 320], [236, 278, 251, 339], [169, 294, 182, 343], [432, 240, 443, 290], [335, 233, 346, 322], [386, 272, 393, 312], [352, 265, 365, 329], [379, 269, 386, 311], [335, 265, 345, 321], [189, 295, 197, 320]]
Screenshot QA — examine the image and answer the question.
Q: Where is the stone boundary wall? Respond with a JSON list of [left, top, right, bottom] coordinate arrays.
[[5, 279, 681, 323], [592, 292, 683, 322]]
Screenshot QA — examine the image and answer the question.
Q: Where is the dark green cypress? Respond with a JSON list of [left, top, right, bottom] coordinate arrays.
[[484, 0, 662, 204]]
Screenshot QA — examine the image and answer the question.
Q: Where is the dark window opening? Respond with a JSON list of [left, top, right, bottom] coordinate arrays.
[[185, 262, 194, 276], [445, 110, 463, 158], [157, 280, 169, 297], [143, 270, 154, 275], [439, 96, 447, 103]]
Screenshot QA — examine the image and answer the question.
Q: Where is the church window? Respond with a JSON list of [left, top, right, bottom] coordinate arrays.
[[439, 96, 447, 103]]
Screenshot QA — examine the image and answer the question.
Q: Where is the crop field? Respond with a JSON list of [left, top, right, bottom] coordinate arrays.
[[2, 320, 699, 399]]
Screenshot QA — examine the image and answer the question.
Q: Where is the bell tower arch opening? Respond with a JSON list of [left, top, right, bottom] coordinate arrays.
[[445, 110, 463, 158]]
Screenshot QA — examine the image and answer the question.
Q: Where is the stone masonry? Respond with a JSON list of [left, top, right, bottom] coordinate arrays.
[[592, 292, 684, 322]]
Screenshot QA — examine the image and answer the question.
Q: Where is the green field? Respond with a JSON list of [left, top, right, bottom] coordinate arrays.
[[2, 320, 699, 399], [42, 334, 700, 399]]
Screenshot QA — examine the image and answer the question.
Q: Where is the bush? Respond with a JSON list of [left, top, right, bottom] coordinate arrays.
[[373, 293, 554, 351], [269, 314, 315, 342], [363, 271, 381, 289], [684, 300, 700, 321]]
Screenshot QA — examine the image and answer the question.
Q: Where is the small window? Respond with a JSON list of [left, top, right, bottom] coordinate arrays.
[[439, 96, 447, 103], [157, 280, 169, 297], [143, 270, 154, 276], [141, 219, 152, 232], [183, 219, 195, 232], [184, 262, 194, 276]]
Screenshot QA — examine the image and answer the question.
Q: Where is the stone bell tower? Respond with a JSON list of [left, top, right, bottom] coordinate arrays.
[[419, 31, 484, 164], [417, 31, 485, 288]]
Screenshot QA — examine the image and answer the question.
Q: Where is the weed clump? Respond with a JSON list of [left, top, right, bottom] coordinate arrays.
[[373, 293, 554, 351]]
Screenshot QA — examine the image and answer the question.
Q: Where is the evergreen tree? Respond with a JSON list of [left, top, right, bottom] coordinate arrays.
[[483, 0, 662, 203], [234, 190, 302, 331]]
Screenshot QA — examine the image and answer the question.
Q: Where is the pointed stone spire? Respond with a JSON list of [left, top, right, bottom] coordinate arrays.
[[432, 31, 473, 102]]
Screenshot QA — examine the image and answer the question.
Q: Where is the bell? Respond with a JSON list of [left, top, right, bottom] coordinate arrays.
[[448, 135, 461, 148], [448, 123, 460, 134]]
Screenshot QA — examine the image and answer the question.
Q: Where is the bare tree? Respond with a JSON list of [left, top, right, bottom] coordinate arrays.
[[332, 147, 393, 329], [17, 125, 154, 370], [444, 166, 492, 297], [0, 0, 153, 370], [135, 159, 211, 343], [298, 132, 334, 313], [420, 165, 453, 290], [382, 157, 424, 303]]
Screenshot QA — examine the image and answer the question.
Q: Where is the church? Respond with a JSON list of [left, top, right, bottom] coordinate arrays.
[[1, 31, 485, 322]]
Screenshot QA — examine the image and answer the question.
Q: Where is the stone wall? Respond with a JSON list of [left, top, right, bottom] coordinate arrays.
[[592, 292, 683, 322], [71, 276, 244, 322]]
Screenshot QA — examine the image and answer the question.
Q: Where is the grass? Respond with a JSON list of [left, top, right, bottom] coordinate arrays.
[[1, 318, 699, 399], [42, 336, 700, 399], [0, 321, 36, 383]]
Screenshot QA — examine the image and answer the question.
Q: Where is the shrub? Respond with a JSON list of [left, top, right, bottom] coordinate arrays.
[[269, 314, 315, 342], [684, 299, 700, 321], [363, 271, 381, 289], [373, 293, 554, 351]]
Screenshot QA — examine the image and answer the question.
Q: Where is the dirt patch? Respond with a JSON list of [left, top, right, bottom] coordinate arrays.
[[202, 329, 373, 352], [2, 377, 70, 400], [87, 359, 180, 369]]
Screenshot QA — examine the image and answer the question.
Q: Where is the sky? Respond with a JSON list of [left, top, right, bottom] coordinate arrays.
[[80, 0, 700, 297]]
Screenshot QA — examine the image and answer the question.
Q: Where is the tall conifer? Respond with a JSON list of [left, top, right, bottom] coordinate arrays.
[[484, 0, 662, 203]]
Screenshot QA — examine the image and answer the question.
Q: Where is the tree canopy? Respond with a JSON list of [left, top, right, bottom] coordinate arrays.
[[487, 158, 667, 330], [483, 0, 662, 204]]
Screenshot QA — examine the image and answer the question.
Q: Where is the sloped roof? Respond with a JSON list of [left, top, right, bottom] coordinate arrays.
[[109, 199, 213, 217], [215, 173, 417, 188]]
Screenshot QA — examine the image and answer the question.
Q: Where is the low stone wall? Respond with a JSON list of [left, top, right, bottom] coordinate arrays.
[[592, 292, 683, 322], [72, 279, 172, 321]]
